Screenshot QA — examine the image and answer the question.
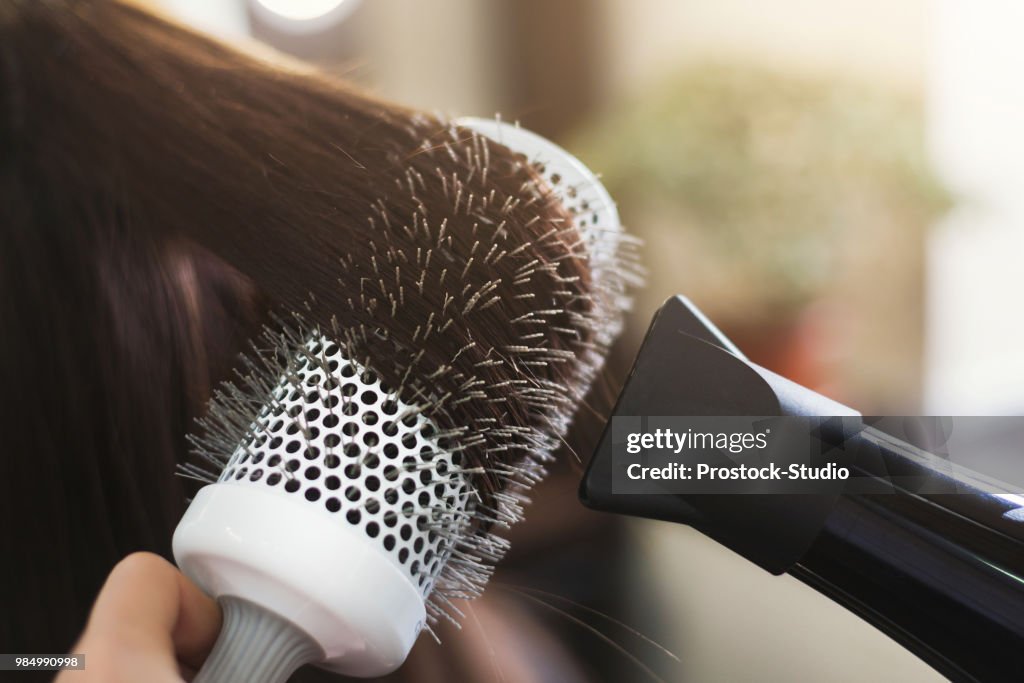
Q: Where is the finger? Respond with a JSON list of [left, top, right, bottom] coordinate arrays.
[[169, 560, 222, 669], [82, 552, 221, 675]]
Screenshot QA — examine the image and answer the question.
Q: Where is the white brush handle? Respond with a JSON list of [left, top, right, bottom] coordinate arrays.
[[194, 598, 322, 683], [174, 484, 426, 677]]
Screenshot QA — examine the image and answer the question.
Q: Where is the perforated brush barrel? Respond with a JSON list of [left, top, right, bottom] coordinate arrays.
[[456, 117, 638, 335], [456, 118, 621, 277], [174, 337, 474, 679], [173, 117, 636, 683], [216, 337, 472, 599]]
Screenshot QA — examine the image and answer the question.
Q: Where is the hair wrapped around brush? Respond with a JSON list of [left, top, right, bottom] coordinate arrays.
[[0, 0, 638, 654]]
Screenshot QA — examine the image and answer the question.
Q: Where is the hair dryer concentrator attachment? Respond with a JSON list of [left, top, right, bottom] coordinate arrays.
[[581, 295, 1024, 682], [580, 295, 857, 574]]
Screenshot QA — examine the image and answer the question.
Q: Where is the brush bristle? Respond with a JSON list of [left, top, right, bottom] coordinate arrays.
[[183, 117, 641, 629]]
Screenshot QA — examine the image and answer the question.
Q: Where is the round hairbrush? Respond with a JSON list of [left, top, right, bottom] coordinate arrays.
[[173, 118, 636, 682]]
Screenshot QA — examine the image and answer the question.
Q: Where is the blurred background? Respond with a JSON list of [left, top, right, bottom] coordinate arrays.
[[139, 1, 1024, 680]]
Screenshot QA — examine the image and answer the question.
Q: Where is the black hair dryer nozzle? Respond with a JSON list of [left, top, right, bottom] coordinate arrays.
[[580, 296, 1024, 682]]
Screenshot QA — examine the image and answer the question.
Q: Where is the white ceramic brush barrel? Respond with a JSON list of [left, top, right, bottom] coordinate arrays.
[[173, 119, 630, 682], [174, 338, 471, 679]]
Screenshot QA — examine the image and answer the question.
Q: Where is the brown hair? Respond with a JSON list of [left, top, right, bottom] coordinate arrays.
[[1, 0, 616, 666]]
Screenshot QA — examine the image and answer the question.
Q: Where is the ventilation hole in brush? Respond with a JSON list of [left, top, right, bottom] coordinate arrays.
[[363, 432, 379, 448], [325, 497, 341, 513], [304, 467, 321, 481], [304, 446, 319, 460], [250, 469, 263, 482], [345, 486, 361, 502], [284, 479, 300, 493], [285, 440, 300, 454], [267, 473, 282, 486], [342, 421, 359, 437], [346, 509, 361, 525], [362, 411, 379, 426], [325, 475, 340, 490], [324, 454, 341, 469], [305, 488, 320, 502], [383, 535, 396, 551], [323, 414, 340, 428], [285, 459, 300, 473]]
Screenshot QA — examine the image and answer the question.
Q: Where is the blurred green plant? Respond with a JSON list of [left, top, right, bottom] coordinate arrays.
[[569, 63, 951, 319]]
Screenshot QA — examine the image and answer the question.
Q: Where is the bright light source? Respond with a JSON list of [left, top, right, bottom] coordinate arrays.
[[249, 0, 361, 33], [254, 0, 346, 21]]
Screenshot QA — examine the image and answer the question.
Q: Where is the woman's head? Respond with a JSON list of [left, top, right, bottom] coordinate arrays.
[[1, 0, 630, 666]]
